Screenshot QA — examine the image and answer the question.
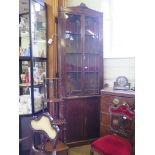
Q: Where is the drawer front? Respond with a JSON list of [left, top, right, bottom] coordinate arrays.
[[100, 94, 135, 136], [101, 95, 135, 112]]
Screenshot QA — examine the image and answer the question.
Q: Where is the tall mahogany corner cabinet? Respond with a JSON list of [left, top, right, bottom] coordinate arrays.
[[57, 3, 103, 145]]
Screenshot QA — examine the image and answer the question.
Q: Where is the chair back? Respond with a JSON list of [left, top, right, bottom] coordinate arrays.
[[30, 112, 60, 155], [109, 103, 135, 141]]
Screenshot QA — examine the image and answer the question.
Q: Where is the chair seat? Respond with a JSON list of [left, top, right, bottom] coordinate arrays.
[[92, 135, 132, 155]]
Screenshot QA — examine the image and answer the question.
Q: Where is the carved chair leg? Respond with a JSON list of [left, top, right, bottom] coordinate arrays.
[[51, 149, 56, 155], [29, 149, 33, 155], [90, 146, 94, 155]]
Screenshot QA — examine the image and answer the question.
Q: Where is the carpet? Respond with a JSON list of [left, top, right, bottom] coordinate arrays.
[[69, 145, 99, 155]]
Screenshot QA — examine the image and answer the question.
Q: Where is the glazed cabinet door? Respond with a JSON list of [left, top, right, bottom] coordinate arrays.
[[83, 16, 102, 95], [58, 6, 103, 97], [60, 13, 83, 97]]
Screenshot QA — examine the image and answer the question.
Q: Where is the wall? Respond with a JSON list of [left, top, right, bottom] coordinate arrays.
[[104, 57, 135, 88]]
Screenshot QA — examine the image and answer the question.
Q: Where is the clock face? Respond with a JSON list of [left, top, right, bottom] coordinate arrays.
[[116, 76, 128, 87]]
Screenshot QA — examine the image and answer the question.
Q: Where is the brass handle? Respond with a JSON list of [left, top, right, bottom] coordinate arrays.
[[112, 98, 120, 105]]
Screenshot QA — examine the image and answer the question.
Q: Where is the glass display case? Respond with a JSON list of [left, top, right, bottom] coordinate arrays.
[[58, 3, 103, 97], [19, 0, 48, 115]]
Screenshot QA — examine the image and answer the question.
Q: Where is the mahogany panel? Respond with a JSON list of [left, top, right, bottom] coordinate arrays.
[[64, 98, 84, 142], [84, 97, 100, 139], [64, 96, 100, 144]]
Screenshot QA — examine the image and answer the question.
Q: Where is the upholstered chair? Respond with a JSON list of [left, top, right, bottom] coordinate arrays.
[[30, 112, 60, 155], [90, 103, 135, 155]]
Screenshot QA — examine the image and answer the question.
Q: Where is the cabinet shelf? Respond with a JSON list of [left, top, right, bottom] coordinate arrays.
[[19, 83, 31, 87], [32, 40, 46, 43], [19, 56, 31, 61], [32, 57, 47, 61], [85, 34, 98, 37], [19, 57, 48, 61], [83, 52, 100, 54], [33, 83, 44, 87], [66, 71, 82, 73], [65, 51, 82, 55], [65, 32, 81, 35], [43, 98, 63, 103]]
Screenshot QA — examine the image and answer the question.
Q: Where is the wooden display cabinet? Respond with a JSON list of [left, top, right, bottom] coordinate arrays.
[[58, 3, 103, 145]]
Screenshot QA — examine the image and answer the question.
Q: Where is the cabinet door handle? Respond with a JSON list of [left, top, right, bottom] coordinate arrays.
[[112, 98, 120, 105]]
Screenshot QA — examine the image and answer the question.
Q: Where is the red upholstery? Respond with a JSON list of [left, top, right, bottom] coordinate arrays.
[[110, 105, 134, 120], [91, 135, 132, 155]]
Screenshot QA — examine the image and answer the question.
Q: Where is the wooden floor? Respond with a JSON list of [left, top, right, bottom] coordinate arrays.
[[20, 144, 134, 155], [69, 145, 99, 155], [20, 145, 99, 155]]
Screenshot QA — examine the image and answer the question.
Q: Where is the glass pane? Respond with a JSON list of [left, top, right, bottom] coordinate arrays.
[[19, 61, 32, 115], [34, 86, 46, 112], [85, 16, 99, 36], [31, 1, 47, 57], [65, 54, 82, 72], [65, 14, 81, 34], [84, 54, 100, 72], [65, 34, 81, 53], [66, 73, 81, 96], [85, 16, 99, 53], [19, 61, 31, 85], [84, 72, 99, 94], [19, 92, 32, 115], [33, 61, 46, 85], [85, 35, 99, 53], [19, 14, 30, 57]]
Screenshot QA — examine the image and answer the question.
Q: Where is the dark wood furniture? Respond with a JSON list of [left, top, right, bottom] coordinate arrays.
[[30, 112, 69, 155], [64, 96, 100, 144], [100, 88, 135, 136], [30, 112, 60, 155], [19, 0, 48, 154], [57, 3, 103, 145], [91, 103, 134, 155], [100, 87, 135, 153], [43, 78, 67, 144]]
